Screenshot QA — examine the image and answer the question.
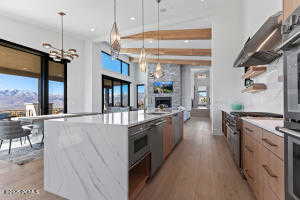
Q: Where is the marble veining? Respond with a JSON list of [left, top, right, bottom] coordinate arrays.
[[241, 117, 284, 137], [44, 122, 129, 200], [49, 110, 183, 127]]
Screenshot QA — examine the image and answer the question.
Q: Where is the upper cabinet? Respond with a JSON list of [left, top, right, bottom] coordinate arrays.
[[284, 0, 300, 20]]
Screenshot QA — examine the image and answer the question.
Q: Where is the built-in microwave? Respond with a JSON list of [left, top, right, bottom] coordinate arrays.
[[285, 133, 300, 200], [282, 6, 300, 131]]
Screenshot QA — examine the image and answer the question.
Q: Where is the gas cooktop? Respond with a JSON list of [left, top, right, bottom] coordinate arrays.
[[229, 112, 283, 118]]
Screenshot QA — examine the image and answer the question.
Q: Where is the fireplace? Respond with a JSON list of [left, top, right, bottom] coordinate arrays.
[[155, 97, 172, 108]]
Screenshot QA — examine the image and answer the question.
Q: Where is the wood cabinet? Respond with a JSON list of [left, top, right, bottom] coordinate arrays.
[[163, 116, 174, 160], [242, 121, 285, 200], [283, 0, 300, 20]]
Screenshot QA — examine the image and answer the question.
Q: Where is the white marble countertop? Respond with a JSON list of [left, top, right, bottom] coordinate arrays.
[[13, 112, 101, 122], [48, 110, 184, 127], [241, 117, 284, 137]]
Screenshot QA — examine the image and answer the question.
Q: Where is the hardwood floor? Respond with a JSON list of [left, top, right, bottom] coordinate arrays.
[[136, 117, 255, 200], [0, 117, 255, 200]]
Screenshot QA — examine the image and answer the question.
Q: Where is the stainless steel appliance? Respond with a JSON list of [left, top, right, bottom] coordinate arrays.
[[128, 123, 152, 168], [282, 6, 300, 131], [149, 120, 166, 176], [285, 131, 300, 200]]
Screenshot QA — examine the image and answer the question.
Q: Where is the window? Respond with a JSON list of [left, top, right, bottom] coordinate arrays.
[[48, 61, 66, 114], [198, 91, 208, 97], [0, 40, 67, 117], [137, 84, 145, 109], [102, 75, 130, 112], [101, 51, 130, 76]]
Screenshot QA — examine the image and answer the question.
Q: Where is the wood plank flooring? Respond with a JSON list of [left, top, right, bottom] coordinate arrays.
[[136, 117, 255, 200], [0, 117, 255, 200]]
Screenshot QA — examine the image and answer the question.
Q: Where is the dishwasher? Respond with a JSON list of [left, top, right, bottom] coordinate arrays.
[[149, 119, 166, 177]]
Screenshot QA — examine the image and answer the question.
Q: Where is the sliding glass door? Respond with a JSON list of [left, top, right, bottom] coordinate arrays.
[[0, 40, 68, 117], [0, 45, 41, 117], [102, 75, 130, 113], [48, 61, 66, 114]]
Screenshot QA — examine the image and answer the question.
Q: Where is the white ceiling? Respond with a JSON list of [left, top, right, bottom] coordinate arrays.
[[0, 0, 216, 40], [0, 0, 220, 61]]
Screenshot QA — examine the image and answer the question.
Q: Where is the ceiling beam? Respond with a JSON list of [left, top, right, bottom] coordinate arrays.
[[121, 28, 212, 40], [129, 57, 211, 66], [121, 48, 211, 56]]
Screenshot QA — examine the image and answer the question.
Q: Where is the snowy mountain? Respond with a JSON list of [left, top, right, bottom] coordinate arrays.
[[0, 89, 63, 110]]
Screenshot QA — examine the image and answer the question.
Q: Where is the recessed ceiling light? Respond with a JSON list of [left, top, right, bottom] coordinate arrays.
[[184, 40, 190, 43], [149, 40, 153, 43], [130, 17, 136, 21], [90, 28, 95, 32]]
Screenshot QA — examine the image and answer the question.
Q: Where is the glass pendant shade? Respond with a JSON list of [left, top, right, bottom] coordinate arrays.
[[139, 48, 147, 72], [154, 62, 163, 79], [110, 22, 121, 59]]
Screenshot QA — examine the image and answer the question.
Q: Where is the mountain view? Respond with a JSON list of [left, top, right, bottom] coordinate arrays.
[[0, 89, 63, 110]]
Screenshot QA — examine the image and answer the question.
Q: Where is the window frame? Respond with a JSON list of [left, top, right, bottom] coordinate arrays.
[[0, 38, 68, 115], [136, 84, 145, 110], [102, 75, 131, 112], [101, 51, 130, 76]]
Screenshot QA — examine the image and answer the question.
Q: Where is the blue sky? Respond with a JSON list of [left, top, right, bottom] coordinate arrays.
[[0, 73, 64, 95]]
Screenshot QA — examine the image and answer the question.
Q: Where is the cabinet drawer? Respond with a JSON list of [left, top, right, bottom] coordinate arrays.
[[262, 130, 284, 160], [243, 121, 262, 142], [260, 147, 284, 200]]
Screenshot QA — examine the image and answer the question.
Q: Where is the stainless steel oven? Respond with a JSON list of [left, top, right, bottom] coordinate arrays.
[[128, 123, 151, 168], [285, 133, 300, 200], [282, 6, 300, 131]]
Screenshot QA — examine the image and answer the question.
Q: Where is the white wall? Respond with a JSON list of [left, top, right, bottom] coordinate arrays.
[[85, 42, 139, 112], [241, 0, 283, 114], [210, 0, 244, 135], [0, 14, 88, 113], [242, 0, 283, 41]]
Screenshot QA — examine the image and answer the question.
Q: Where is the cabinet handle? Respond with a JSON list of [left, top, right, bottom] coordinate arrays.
[[262, 138, 278, 147], [245, 169, 253, 179], [245, 127, 253, 132], [245, 145, 253, 153], [262, 165, 278, 178]]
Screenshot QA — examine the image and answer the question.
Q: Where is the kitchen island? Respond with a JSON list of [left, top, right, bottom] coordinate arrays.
[[44, 110, 184, 200]]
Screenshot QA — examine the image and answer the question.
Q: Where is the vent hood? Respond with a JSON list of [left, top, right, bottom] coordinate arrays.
[[234, 12, 283, 68]]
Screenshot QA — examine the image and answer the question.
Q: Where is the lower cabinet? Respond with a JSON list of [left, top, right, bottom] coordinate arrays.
[[163, 116, 173, 160], [242, 121, 285, 200]]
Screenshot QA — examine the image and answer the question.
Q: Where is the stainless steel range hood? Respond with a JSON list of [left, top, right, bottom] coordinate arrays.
[[234, 12, 283, 68]]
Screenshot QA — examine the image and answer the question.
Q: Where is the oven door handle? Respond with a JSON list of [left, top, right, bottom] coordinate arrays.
[[130, 127, 151, 137], [279, 31, 300, 51]]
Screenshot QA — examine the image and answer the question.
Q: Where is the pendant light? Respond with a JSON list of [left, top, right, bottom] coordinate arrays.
[[42, 12, 79, 62], [154, 0, 164, 79], [110, 0, 121, 59], [139, 0, 147, 72]]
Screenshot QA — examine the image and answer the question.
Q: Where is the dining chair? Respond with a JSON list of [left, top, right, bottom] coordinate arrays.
[[0, 120, 33, 154]]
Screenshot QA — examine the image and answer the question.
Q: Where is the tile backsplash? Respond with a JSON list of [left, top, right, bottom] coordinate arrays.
[[241, 58, 283, 114]]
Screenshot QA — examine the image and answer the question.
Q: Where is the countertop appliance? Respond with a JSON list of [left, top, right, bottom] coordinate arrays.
[[225, 112, 283, 171], [129, 122, 152, 168], [282, 129, 300, 200], [282, 6, 300, 131]]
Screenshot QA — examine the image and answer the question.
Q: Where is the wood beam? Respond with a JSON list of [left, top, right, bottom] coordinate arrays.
[[121, 29, 212, 40], [121, 48, 211, 56], [129, 58, 211, 66]]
